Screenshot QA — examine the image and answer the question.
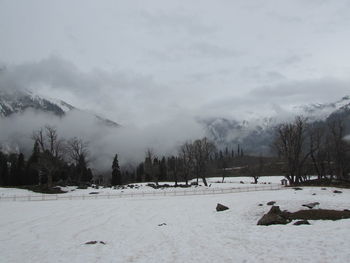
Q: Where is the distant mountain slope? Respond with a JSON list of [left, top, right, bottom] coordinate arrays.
[[0, 89, 119, 127], [204, 96, 350, 155]]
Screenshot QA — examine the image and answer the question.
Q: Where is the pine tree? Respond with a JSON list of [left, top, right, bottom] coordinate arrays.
[[25, 141, 40, 185], [111, 154, 122, 186], [16, 153, 25, 185], [0, 152, 9, 186], [136, 163, 144, 182], [77, 155, 91, 183], [159, 157, 167, 181]]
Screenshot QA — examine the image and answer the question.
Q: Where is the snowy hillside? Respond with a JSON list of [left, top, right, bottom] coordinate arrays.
[[0, 89, 74, 117], [205, 96, 350, 153], [0, 89, 119, 126]]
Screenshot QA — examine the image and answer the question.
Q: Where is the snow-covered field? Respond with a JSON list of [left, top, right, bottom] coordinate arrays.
[[1, 179, 349, 263], [0, 176, 283, 200]]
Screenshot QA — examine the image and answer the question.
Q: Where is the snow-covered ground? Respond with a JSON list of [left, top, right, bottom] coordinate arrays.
[[1, 181, 350, 263], [0, 176, 284, 199]]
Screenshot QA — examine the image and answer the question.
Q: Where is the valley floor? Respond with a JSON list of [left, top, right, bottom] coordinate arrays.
[[1, 179, 349, 263]]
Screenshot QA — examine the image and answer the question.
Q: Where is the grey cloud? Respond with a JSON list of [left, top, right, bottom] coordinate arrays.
[[198, 77, 350, 123], [140, 10, 217, 36], [149, 42, 240, 62], [250, 78, 350, 103], [0, 56, 167, 125]]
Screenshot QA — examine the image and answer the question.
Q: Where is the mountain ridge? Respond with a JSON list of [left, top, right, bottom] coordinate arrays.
[[204, 96, 350, 154], [0, 89, 120, 127]]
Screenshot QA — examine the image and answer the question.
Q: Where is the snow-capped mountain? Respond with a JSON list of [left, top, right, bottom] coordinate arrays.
[[0, 89, 119, 127], [295, 96, 350, 121], [205, 96, 350, 154]]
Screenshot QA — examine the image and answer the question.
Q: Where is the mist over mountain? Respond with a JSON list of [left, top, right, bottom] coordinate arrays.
[[0, 89, 119, 127], [1, 86, 350, 169], [0, 88, 205, 170], [204, 96, 350, 155]]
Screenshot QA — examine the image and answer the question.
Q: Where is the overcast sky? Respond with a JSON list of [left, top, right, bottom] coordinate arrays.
[[1, 0, 350, 126]]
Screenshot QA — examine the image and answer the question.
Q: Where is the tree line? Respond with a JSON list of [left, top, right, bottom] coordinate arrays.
[[274, 115, 350, 185], [1, 114, 348, 189], [0, 125, 92, 188]]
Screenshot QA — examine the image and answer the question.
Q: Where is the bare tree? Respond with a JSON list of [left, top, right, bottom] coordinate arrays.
[[32, 126, 65, 187], [274, 116, 310, 185], [67, 137, 90, 165], [193, 137, 216, 186], [308, 123, 327, 180], [327, 118, 350, 181], [32, 125, 65, 158], [179, 141, 194, 186]]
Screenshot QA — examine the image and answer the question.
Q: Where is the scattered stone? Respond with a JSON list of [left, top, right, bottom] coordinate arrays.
[[85, 241, 97, 245], [216, 203, 229, 212], [158, 223, 167, 226], [240, 181, 244, 184], [302, 202, 320, 209], [84, 241, 106, 245], [293, 220, 310, 226], [293, 187, 303, 191], [267, 201, 276, 206], [333, 190, 342, 194], [321, 188, 327, 190], [258, 204, 263, 206], [312, 193, 316, 196], [89, 192, 99, 195], [257, 206, 290, 226]]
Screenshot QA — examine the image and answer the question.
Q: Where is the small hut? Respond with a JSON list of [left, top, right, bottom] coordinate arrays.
[[281, 178, 288, 186]]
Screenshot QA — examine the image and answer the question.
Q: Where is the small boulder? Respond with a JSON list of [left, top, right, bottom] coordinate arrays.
[[293, 187, 303, 191], [333, 190, 342, 194], [293, 220, 310, 226], [312, 193, 316, 196], [257, 206, 289, 226], [302, 202, 320, 209], [85, 241, 98, 245], [216, 203, 229, 212], [89, 192, 99, 195], [85, 240, 106, 245], [258, 204, 263, 206], [267, 201, 276, 206]]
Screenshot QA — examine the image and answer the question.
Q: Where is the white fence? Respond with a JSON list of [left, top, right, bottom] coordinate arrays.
[[0, 185, 283, 202]]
